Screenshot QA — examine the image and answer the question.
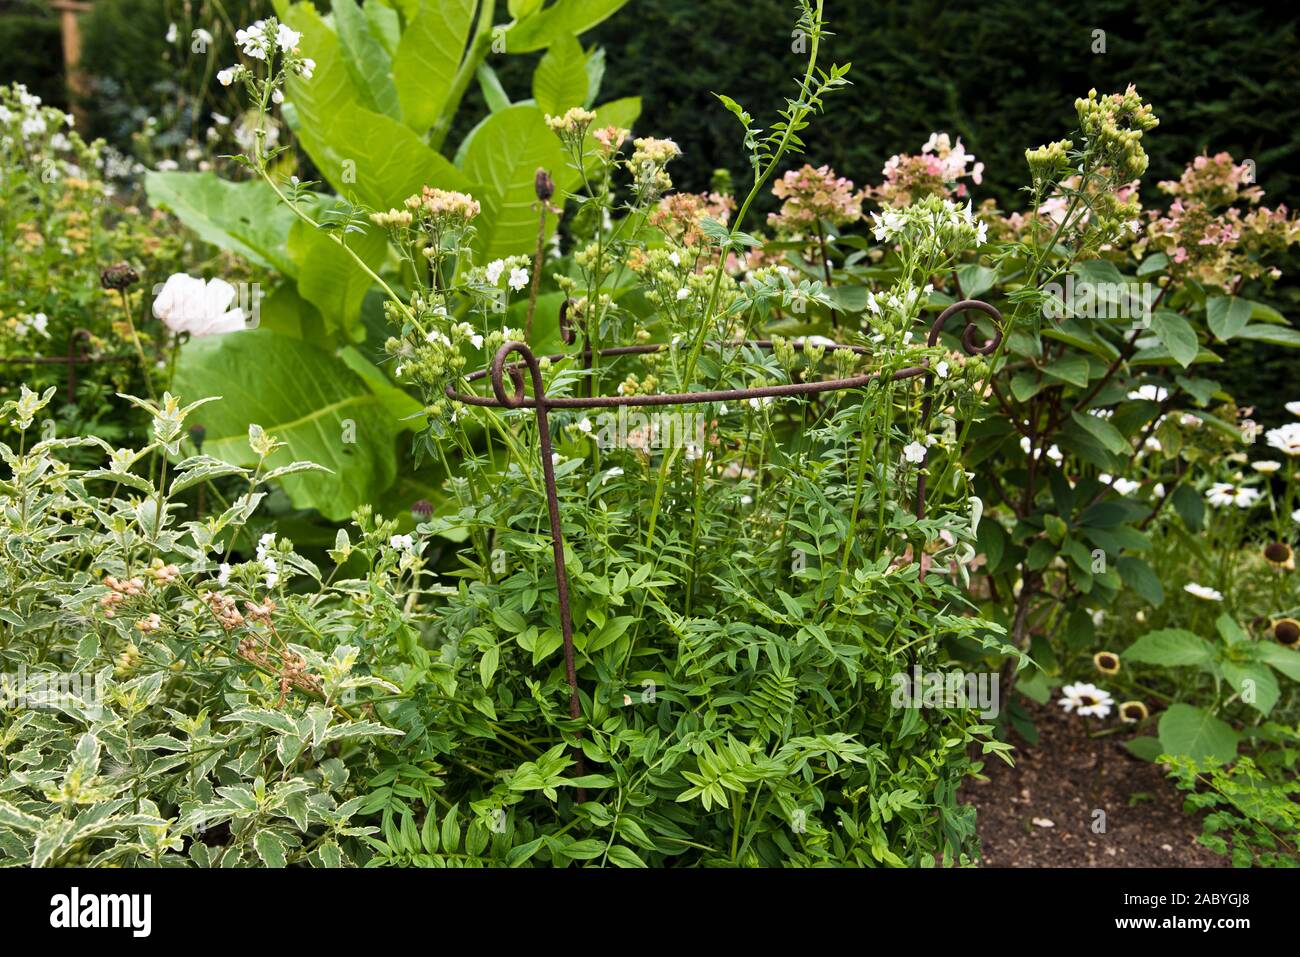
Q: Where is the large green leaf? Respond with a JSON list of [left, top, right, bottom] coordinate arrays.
[[333, 0, 401, 119], [144, 172, 297, 275], [393, 0, 476, 133], [505, 0, 629, 52], [460, 104, 570, 259], [1157, 703, 1239, 762], [1221, 660, 1279, 715], [295, 102, 473, 210], [1123, 628, 1214, 667], [287, 203, 388, 339], [1205, 295, 1252, 341], [1257, 642, 1300, 682], [173, 330, 404, 519], [533, 33, 589, 117], [282, 2, 365, 157], [1150, 309, 1199, 368]]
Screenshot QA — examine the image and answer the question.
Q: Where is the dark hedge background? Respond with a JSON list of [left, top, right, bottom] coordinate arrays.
[[5, 0, 1299, 416]]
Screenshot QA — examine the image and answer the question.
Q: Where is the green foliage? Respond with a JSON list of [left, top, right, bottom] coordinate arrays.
[[1165, 754, 1300, 867]]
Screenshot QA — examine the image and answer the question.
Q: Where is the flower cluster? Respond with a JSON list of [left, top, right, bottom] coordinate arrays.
[[767, 164, 864, 233], [1137, 152, 1299, 291], [869, 133, 983, 208], [1074, 85, 1159, 181], [870, 195, 988, 254], [627, 137, 681, 200], [648, 191, 736, 248]]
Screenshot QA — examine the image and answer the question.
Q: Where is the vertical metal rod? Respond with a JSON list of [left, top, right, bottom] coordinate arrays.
[[491, 341, 588, 801]]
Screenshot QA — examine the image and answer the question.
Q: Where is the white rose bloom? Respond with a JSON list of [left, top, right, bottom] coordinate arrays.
[[152, 274, 246, 336]]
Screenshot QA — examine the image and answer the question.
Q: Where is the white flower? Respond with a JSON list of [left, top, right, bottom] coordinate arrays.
[[1292, 508, 1300, 524], [1266, 423, 1300, 456], [1286, 401, 1300, 417], [217, 68, 237, 87], [1205, 481, 1261, 509], [1127, 385, 1168, 403], [152, 274, 246, 336], [936, 361, 949, 379], [1058, 682, 1114, 719], [389, 534, 415, 553], [1252, 460, 1282, 474], [298, 58, 315, 79], [235, 22, 268, 59], [1019, 436, 1062, 463], [193, 28, 214, 47], [576, 417, 593, 434], [1099, 474, 1140, 496], [740, 495, 753, 505], [275, 24, 301, 51], [748, 396, 773, 411], [272, 89, 284, 104], [485, 259, 506, 284], [1180, 413, 1202, 428], [676, 287, 690, 300], [601, 467, 624, 486], [508, 266, 529, 291], [1184, 582, 1223, 602], [165, 22, 179, 44], [669, 251, 681, 266], [217, 563, 232, 585], [902, 441, 926, 464]]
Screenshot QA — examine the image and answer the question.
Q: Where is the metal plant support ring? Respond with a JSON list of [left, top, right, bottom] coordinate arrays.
[[445, 299, 1003, 793]]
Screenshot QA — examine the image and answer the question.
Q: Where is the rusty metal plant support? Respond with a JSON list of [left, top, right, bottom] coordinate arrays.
[[445, 299, 1002, 791], [0, 330, 134, 403]]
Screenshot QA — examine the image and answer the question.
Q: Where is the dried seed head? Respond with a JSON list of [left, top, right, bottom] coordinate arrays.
[[100, 262, 139, 290], [535, 168, 555, 202]]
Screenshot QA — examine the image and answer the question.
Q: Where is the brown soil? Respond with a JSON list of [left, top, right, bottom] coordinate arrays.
[[960, 697, 1223, 867]]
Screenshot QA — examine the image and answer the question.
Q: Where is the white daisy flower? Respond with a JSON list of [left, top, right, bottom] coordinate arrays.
[[1205, 481, 1261, 509], [1184, 582, 1223, 601], [1266, 423, 1300, 456], [1058, 682, 1114, 718]]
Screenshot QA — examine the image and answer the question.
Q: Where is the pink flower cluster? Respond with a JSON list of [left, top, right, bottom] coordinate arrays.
[[868, 133, 984, 208], [766, 163, 864, 233], [1139, 152, 1299, 291]]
